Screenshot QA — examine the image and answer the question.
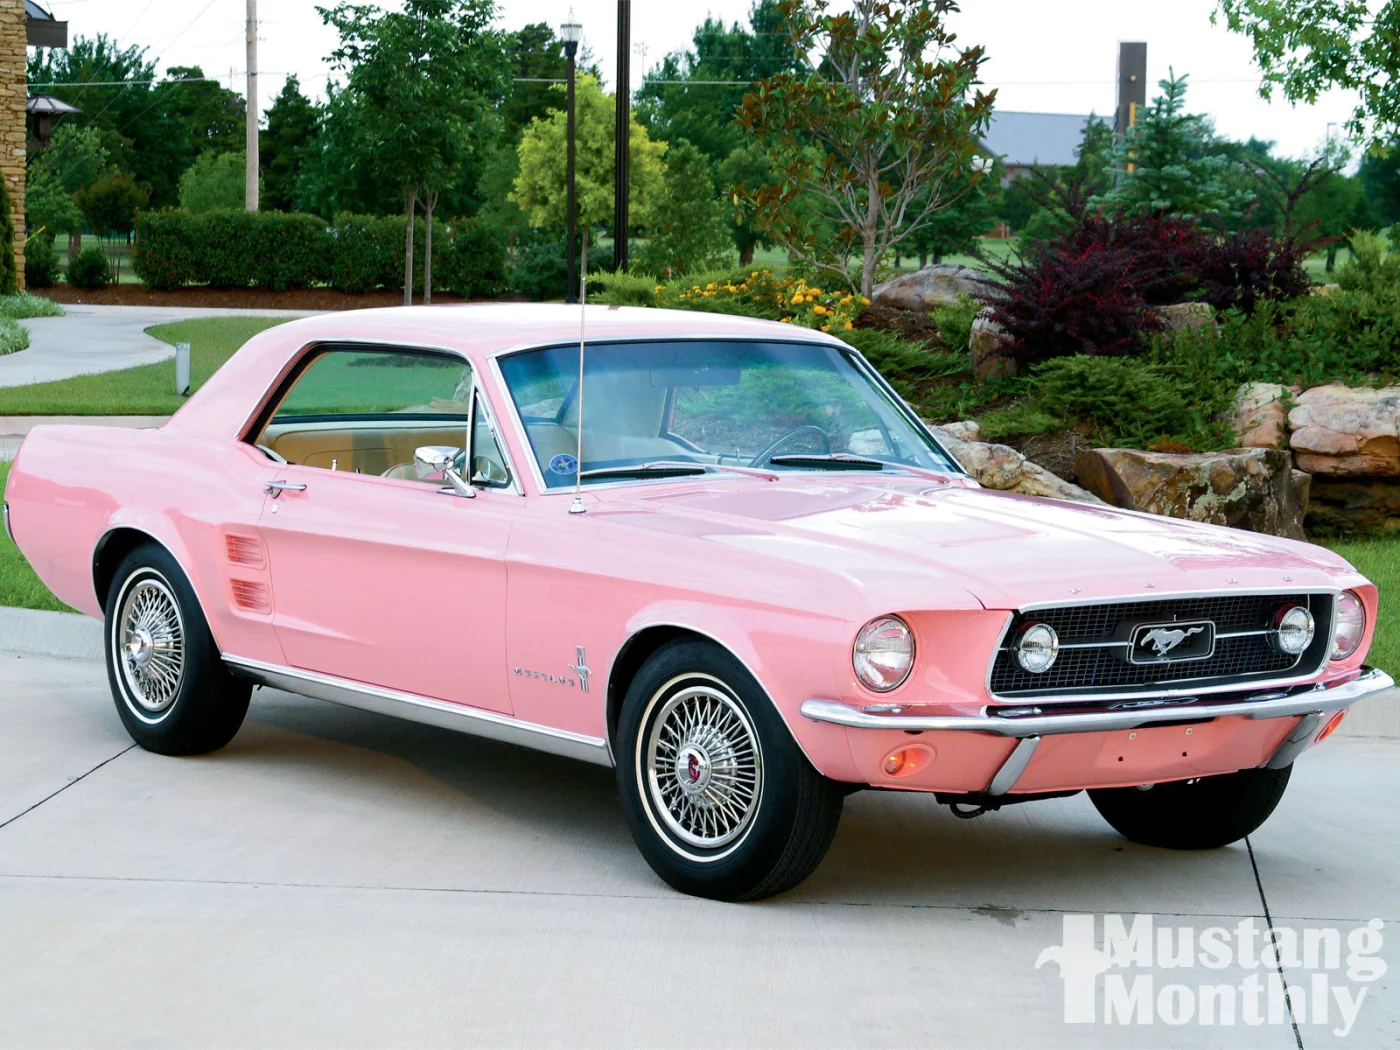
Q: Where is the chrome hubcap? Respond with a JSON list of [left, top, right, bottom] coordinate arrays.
[[645, 684, 762, 850], [117, 577, 185, 714]]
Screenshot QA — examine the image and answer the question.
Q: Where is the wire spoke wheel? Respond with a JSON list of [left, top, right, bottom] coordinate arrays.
[[644, 682, 763, 851], [116, 577, 186, 715]]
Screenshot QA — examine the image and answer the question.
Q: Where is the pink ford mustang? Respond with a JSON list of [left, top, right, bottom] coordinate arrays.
[[4, 305, 1393, 900]]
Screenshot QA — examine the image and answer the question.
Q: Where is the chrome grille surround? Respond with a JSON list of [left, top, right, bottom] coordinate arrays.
[[987, 590, 1337, 702]]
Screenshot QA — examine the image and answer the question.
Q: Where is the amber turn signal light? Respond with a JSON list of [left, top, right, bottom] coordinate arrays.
[[881, 744, 934, 778], [1316, 710, 1347, 743]]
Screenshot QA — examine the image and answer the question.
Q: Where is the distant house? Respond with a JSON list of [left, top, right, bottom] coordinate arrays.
[[981, 110, 1093, 180]]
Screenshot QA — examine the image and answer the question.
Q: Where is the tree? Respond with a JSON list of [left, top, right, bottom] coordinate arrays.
[[1094, 72, 1252, 223], [636, 140, 736, 276], [512, 75, 666, 260], [179, 151, 249, 213], [501, 23, 571, 142], [718, 143, 779, 264], [1215, 0, 1400, 143], [261, 76, 322, 212], [27, 124, 113, 262], [320, 0, 510, 304], [636, 1, 800, 166], [75, 173, 149, 276], [738, 0, 996, 296], [0, 175, 15, 295], [906, 161, 1002, 265], [1359, 142, 1400, 226]]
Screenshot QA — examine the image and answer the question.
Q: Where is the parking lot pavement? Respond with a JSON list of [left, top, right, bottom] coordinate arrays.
[[0, 651, 1394, 1049]]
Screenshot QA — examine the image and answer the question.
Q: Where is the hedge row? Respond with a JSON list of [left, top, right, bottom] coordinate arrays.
[[131, 209, 508, 297]]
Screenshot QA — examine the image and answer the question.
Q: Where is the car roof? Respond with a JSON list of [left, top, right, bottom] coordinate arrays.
[[165, 304, 850, 439]]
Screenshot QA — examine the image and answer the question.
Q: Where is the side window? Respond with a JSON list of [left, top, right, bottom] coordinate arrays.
[[251, 347, 473, 478], [470, 393, 513, 488]]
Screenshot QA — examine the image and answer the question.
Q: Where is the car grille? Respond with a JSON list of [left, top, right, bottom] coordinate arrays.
[[988, 592, 1335, 699]]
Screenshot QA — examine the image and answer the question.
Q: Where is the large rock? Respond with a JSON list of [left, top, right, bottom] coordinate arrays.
[[1075, 447, 1308, 539], [1233, 381, 1295, 449], [930, 425, 1104, 505], [872, 263, 998, 312], [1306, 476, 1400, 534], [1288, 383, 1400, 476], [1156, 302, 1217, 335], [968, 308, 1018, 380]]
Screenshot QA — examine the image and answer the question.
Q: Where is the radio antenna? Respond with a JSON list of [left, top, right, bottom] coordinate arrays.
[[568, 251, 589, 515]]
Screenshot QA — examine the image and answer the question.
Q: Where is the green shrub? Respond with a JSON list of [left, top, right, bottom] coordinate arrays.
[[931, 294, 980, 354], [589, 269, 661, 307], [0, 292, 63, 319], [132, 210, 199, 290], [0, 316, 29, 356], [439, 217, 507, 298], [67, 245, 112, 289], [329, 213, 403, 294], [178, 151, 247, 213], [1032, 355, 1232, 450], [1335, 230, 1400, 295], [0, 172, 15, 296], [23, 236, 60, 289], [511, 239, 611, 300], [976, 402, 1063, 441], [134, 209, 329, 291]]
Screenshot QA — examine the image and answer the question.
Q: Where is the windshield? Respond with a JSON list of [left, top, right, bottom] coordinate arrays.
[[498, 339, 959, 488]]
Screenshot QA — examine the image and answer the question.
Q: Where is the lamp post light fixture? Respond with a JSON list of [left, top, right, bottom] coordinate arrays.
[[561, 14, 583, 305], [26, 93, 81, 152]]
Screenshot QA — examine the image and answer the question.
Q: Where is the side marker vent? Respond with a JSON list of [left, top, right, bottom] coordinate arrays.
[[230, 579, 270, 614], [225, 534, 265, 569]]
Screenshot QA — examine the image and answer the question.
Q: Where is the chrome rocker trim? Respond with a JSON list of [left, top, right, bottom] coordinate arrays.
[[224, 656, 613, 767], [801, 667, 1396, 739]]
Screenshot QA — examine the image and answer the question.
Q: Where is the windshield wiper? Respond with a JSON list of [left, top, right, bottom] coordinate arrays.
[[767, 454, 888, 470], [579, 463, 709, 480]]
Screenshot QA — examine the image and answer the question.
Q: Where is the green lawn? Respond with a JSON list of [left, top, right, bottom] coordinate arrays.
[[0, 316, 292, 416]]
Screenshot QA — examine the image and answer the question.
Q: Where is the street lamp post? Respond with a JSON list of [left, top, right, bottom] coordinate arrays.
[[561, 16, 583, 305]]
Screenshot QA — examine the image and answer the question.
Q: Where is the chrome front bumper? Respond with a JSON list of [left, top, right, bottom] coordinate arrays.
[[801, 668, 1396, 739], [802, 668, 1396, 797]]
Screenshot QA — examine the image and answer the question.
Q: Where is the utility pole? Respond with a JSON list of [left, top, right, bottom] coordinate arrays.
[[245, 0, 259, 212], [613, 0, 631, 272]]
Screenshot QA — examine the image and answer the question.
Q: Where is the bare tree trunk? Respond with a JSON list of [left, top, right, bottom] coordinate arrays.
[[67, 232, 80, 267], [423, 190, 437, 305], [404, 183, 418, 307]]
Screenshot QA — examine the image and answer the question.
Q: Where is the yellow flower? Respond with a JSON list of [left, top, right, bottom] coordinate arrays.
[[820, 324, 830, 332], [861, 296, 871, 305], [843, 321, 853, 330], [813, 305, 828, 316], [780, 317, 792, 323]]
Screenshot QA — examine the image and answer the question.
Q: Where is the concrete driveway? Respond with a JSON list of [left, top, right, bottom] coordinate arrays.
[[0, 305, 316, 388], [0, 650, 1394, 1049]]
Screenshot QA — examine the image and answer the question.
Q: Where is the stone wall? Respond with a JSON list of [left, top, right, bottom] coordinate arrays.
[[0, 0, 22, 290]]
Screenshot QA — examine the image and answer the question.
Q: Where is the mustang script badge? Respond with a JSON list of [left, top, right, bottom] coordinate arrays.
[[1129, 620, 1215, 664]]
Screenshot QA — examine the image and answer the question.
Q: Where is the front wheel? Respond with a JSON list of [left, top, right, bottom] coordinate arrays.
[[1089, 765, 1292, 850], [616, 641, 843, 901], [104, 543, 251, 756]]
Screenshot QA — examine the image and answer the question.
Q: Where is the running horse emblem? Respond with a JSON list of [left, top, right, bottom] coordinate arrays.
[[1141, 625, 1206, 657]]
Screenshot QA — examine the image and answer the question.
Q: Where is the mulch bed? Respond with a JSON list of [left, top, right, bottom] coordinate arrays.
[[32, 286, 524, 311]]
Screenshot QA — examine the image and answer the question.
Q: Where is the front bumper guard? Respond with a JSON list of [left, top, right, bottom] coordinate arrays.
[[801, 667, 1396, 796]]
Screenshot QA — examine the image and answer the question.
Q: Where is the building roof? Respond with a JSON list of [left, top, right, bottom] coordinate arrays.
[[26, 0, 68, 48], [982, 110, 1092, 169]]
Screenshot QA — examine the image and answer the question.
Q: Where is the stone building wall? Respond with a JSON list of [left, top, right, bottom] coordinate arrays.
[[0, 0, 23, 290]]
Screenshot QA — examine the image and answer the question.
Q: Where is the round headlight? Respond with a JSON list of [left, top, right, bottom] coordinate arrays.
[[853, 616, 915, 692], [1015, 622, 1060, 674], [1332, 590, 1367, 661], [1273, 604, 1315, 656]]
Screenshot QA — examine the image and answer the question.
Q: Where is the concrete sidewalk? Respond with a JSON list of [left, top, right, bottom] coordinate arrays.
[[0, 304, 315, 389], [0, 651, 1393, 1048]]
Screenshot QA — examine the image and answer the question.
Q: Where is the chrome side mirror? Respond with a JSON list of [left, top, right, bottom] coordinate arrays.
[[414, 445, 475, 499], [414, 446, 461, 481]]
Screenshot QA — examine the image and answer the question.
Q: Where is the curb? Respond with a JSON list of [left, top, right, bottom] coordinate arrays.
[[0, 607, 103, 661]]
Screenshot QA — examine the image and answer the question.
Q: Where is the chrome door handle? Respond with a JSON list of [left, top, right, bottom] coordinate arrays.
[[264, 480, 308, 497]]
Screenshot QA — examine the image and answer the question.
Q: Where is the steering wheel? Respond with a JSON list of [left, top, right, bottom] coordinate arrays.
[[749, 425, 832, 468]]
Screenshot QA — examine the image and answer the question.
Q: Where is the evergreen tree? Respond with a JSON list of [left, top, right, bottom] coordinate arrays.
[[1359, 141, 1400, 226], [636, 140, 735, 276], [261, 76, 321, 212], [1094, 72, 1252, 222]]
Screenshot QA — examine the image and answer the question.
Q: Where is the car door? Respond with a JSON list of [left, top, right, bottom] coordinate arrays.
[[248, 343, 519, 714]]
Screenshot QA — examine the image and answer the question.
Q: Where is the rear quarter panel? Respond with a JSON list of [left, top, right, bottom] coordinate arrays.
[[6, 424, 284, 665]]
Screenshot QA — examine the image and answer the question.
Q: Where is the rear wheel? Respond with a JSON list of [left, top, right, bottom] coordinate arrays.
[[616, 640, 843, 901], [1089, 765, 1292, 850], [104, 543, 250, 755]]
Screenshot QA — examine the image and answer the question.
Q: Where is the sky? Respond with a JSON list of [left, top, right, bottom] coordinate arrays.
[[36, 0, 1362, 160]]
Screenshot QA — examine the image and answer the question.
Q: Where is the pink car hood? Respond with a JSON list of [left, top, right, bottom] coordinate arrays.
[[606, 476, 1352, 612]]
